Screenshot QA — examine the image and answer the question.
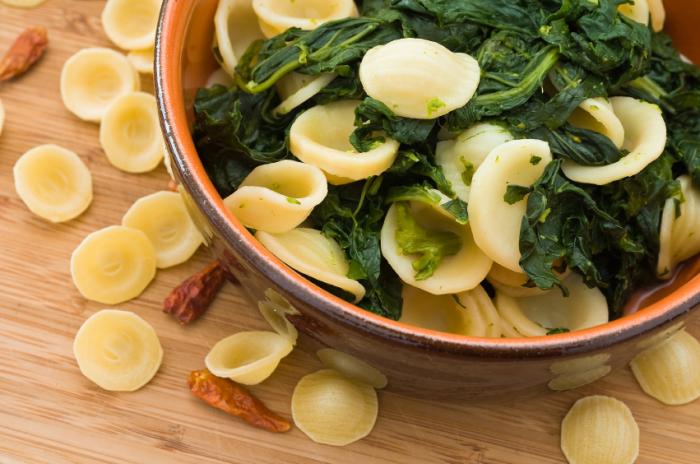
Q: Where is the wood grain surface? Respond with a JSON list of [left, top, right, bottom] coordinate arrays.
[[1, 2, 699, 463]]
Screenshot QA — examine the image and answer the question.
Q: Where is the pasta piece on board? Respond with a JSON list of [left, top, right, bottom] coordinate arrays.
[[122, 191, 204, 269], [631, 330, 700, 405], [468, 139, 552, 272], [127, 48, 154, 75], [435, 123, 513, 203], [60, 48, 140, 122], [214, 0, 264, 75], [102, 0, 161, 50], [292, 369, 378, 446], [568, 97, 625, 149], [360, 38, 480, 120], [224, 160, 327, 234], [258, 289, 300, 345], [71, 226, 157, 304], [317, 349, 388, 389], [657, 176, 700, 278], [561, 396, 639, 464], [99, 92, 165, 173], [252, 0, 358, 38], [562, 97, 667, 185], [205, 331, 293, 385], [289, 100, 400, 183], [256, 228, 366, 302], [73, 310, 162, 392]]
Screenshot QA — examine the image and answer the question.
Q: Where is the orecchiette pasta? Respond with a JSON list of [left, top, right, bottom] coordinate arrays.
[[122, 191, 204, 269], [99, 91, 165, 173], [71, 226, 157, 304], [549, 354, 612, 392], [495, 273, 609, 337], [73, 310, 162, 392], [292, 369, 378, 446], [60, 48, 140, 122], [631, 330, 700, 405], [206, 68, 235, 88], [359, 38, 481, 120], [468, 139, 553, 273], [381, 197, 492, 295], [252, 0, 358, 38], [657, 176, 700, 278], [102, 0, 161, 50], [618, 0, 650, 26], [399, 285, 469, 336], [562, 97, 667, 185], [435, 123, 514, 203], [127, 48, 154, 75], [289, 100, 400, 183], [214, 0, 264, 75], [648, 0, 666, 32], [487, 263, 549, 298], [568, 97, 625, 149], [274, 73, 337, 115], [224, 160, 328, 233], [258, 289, 300, 345], [256, 228, 366, 302], [317, 349, 388, 389], [561, 396, 639, 464], [205, 331, 294, 385], [455, 285, 502, 338], [13, 144, 93, 223]]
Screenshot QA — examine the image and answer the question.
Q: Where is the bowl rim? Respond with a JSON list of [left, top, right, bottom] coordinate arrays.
[[154, 0, 700, 358]]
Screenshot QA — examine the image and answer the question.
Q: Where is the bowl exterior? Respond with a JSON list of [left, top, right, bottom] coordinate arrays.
[[156, 0, 700, 398]]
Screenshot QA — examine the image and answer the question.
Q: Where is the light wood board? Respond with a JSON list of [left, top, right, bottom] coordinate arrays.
[[1, 1, 699, 463]]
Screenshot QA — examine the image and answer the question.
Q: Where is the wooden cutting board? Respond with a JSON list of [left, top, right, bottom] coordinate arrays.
[[1, 2, 699, 463]]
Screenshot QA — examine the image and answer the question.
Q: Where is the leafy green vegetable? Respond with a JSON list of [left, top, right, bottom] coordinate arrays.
[[546, 327, 570, 335], [504, 185, 532, 205]]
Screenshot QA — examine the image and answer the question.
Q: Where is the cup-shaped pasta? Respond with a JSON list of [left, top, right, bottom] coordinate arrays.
[[99, 92, 165, 173], [224, 160, 327, 234], [73, 310, 162, 392], [256, 228, 366, 302], [127, 48, 154, 75], [648, 0, 666, 32], [631, 330, 700, 405], [292, 369, 378, 446], [487, 263, 549, 298], [561, 396, 639, 464], [252, 0, 358, 38], [657, 176, 700, 278], [468, 139, 553, 273], [214, 0, 264, 75], [317, 349, 388, 389], [258, 288, 300, 345], [274, 73, 337, 115], [13, 144, 93, 223], [495, 273, 609, 337], [71, 226, 157, 304], [206, 68, 235, 88], [618, 0, 650, 26], [435, 123, 514, 203], [102, 0, 161, 50], [359, 38, 480, 120], [568, 97, 625, 149], [289, 100, 400, 183], [562, 97, 667, 185], [122, 191, 204, 269], [60, 48, 140, 122], [548, 354, 612, 392], [381, 198, 492, 295], [205, 331, 294, 385]]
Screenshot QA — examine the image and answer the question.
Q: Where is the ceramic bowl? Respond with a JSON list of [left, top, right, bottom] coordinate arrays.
[[155, 0, 700, 398]]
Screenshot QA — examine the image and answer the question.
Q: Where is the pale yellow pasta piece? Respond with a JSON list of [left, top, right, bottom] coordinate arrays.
[[619, 0, 650, 26], [253, 0, 358, 38], [568, 98, 625, 149], [224, 160, 327, 234], [102, 0, 161, 50], [468, 139, 553, 272], [122, 191, 204, 269], [214, 0, 264, 75], [256, 228, 366, 302], [400, 285, 469, 335], [127, 48, 154, 75], [631, 330, 700, 405], [73, 310, 162, 392], [206, 68, 235, 88], [360, 38, 480, 120], [548, 365, 612, 392], [317, 349, 388, 389], [292, 369, 378, 446], [562, 97, 667, 185], [274, 73, 337, 115], [1, 0, 46, 7], [381, 195, 492, 295], [561, 396, 639, 464], [60, 48, 140, 122], [455, 285, 502, 338], [289, 100, 400, 183], [648, 0, 666, 32], [0, 98, 5, 137], [550, 353, 612, 375], [435, 123, 513, 203], [487, 263, 550, 298], [99, 92, 164, 173], [205, 331, 293, 385], [657, 176, 700, 278], [258, 288, 299, 344], [71, 226, 156, 304], [13, 144, 93, 223]]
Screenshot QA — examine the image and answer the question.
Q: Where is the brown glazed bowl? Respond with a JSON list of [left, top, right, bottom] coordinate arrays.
[[156, 0, 700, 398]]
